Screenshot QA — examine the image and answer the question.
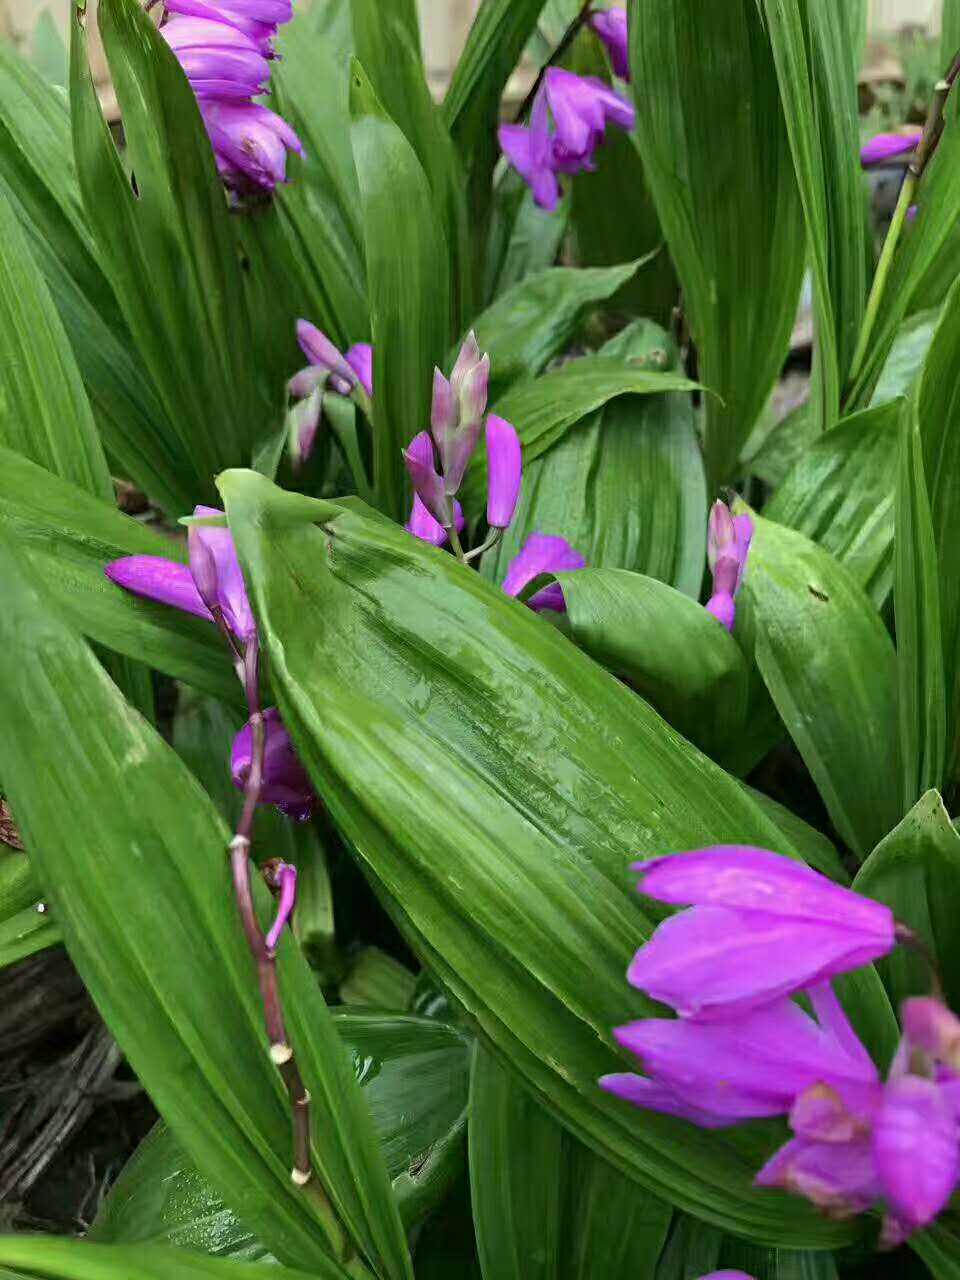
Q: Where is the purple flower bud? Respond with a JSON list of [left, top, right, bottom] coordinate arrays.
[[201, 102, 303, 191], [457, 353, 490, 428], [589, 7, 630, 80], [403, 431, 450, 527], [294, 324, 372, 399], [287, 387, 323, 468], [345, 343, 374, 399], [498, 89, 561, 212], [287, 366, 326, 399], [705, 502, 753, 632], [544, 68, 635, 168], [265, 862, 297, 952], [486, 416, 522, 529], [873, 1074, 959, 1244], [903, 997, 960, 1070], [164, 0, 280, 52], [450, 332, 483, 396], [405, 495, 465, 547], [501, 532, 586, 612], [187, 505, 256, 640], [231, 707, 316, 819], [705, 591, 736, 631], [626, 847, 895, 1019], [105, 556, 212, 623], [860, 129, 922, 168], [431, 369, 458, 439]]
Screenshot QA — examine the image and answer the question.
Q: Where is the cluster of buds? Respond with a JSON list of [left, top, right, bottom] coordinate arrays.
[[159, 0, 302, 191], [602, 847, 960, 1246], [499, 8, 634, 212], [286, 321, 374, 466]]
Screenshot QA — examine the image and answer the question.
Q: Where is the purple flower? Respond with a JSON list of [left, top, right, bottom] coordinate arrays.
[[162, 18, 271, 96], [860, 129, 923, 168], [265, 861, 297, 953], [502, 533, 586, 612], [589, 7, 630, 80], [406, 495, 465, 547], [625, 847, 895, 1020], [498, 68, 634, 210], [705, 501, 753, 633], [403, 431, 451, 528], [903, 997, 960, 1071], [106, 505, 255, 642], [232, 707, 316, 820], [201, 101, 303, 190], [486, 416, 522, 530], [432, 334, 490, 496], [294, 322, 373, 399]]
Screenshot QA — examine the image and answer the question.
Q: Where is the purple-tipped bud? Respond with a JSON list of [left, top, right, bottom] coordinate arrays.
[[105, 556, 211, 623], [450, 331, 482, 396], [501, 532, 586, 613], [705, 592, 736, 631], [232, 708, 316, 820], [903, 997, 960, 1070], [345, 343, 374, 399], [438, 419, 484, 497], [287, 388, 323, 468], [544, 67, 635, 169], [860, 129, 922, 168], [265, 862, 297, 953], [403, 431, 450, 527], [431, 369, 458, 440], [457, 353, 490, 428], [626, 847, 896, 1019], [405, 495, 465, 547], [705, 502, 753, 632], [486, 416, 522, 529], [287, 366, 326, 399], [589, 7, 630, 81], [296, 321, 356, 393]]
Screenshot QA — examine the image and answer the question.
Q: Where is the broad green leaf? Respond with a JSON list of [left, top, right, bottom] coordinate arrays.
[[484, 176, 570, 301], [0, 904, 61, 969], [480, 323, 705, 596], [654, 1216, 723, 1279], [340, 949, 416, 1010], [896, 413, 946, 808], [765, 401, 901, 608], [219, 468, 878, 1247], [94, 1012, 469, 1250], [629, 0, 804, 486], [30, 9, 69, 86], [350, 0, 468, 330], [946, 1, 960, 82], [915, 274, 960, 777], [742, 401, 818, 492], [915, 1216, 960, 1279], [744, 789, 847, 884], [350, 62, 450, 521], [461, 356, 699, 515], [71, 0, 272, 508], [272, 21, 368, 348], [0, 448, 234, 704], [0, 538, 411, 1279], [759, 0, 867, 431], [846, 90, 960, 409], [557, 569, 747, 769], [444, 0, 546, 139], [0, 178, 108, 496], [855, 790, 960, 1012], [871, 307, 940, 407], [741, 512, 900, 858], [0, 1239, 349, 1280], [471, 260, 646, 400], [470, 1047, 671, 1280], [0, 852, 41, 919]]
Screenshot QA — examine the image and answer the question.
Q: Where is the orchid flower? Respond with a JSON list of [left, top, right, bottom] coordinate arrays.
[[232, 708, 316, 821], [501, 533, 586, 612], [589, 7, 630, 81], [705, 501, 753, 632]]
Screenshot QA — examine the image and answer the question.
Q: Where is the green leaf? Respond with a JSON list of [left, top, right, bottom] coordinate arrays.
[[218, 468, 880, 1247], [847, 89, 960, 409], [764, 401, 901, 608], [349, 61, 450, 521], [480, 322, 704, 596], [717, 1242, 838, 1279], [654, 1215, 723, 1279], [896, 412, 946, 808], [855, 790, 960, 1011], [470, 1047, 671, 1280], [0, 1239, 349, 1280], [871, 307, 941, 407], [915, 1215, 960, 1279], [0, 447, 234, 704], [0, 851, 41, 919], [340, 949, 416, 1010], [914, 274, 960, 777], [0, 537, 411, 1279], [94, 1012, 469, 1249], [744, 788, 848, 884], [444, 0, 546, 139], [759, 0, 868, 431], [70, 0, 271, 507], [484, 178, 569, 302], [0, 904, 61, 969], [0, 185, 109, 496], [350, 1, 468, 330], [461, 356, 699, 515], [557, 569, 747, 768], [629, 0, 804, 486], [741, 511, 900, 858], [471, 260, 647, 400]]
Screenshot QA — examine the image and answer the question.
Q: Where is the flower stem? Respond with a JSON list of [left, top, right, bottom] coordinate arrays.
[[514, 0, 594, 124]]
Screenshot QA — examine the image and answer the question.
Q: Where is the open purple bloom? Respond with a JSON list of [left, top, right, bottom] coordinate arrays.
[[498, 88, 561, 212], [626, 847, 895, 1019], [162, 18, 271, 95], [502, 533, 586, 613], [486, 416, 522, 530], [201, 101, 302, 190], [861, 129, 923, 168], [403, 431, 451, 528], [406, 495, 465, 547], [232, 707, 316, 820], [705, 501, 753, 633], [106, 506, 255, 642], [589, 7, 630, 80]]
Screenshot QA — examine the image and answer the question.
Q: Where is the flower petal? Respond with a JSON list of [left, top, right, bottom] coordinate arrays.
[[873, 1075, 959, 1236], [188, 504, 256, 640], [232, 707, 315, 814], [345, 343, 374, 398], [598, 1072, 735, 1128], [860, 129, 922, 167], [501, 532, 585, 612], [756, 1135, 879, 1217], [104, 556, 212, 623], [486, 415, 522, 529]]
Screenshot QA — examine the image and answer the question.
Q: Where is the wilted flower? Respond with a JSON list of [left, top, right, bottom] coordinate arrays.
[[502, 533, 586, 612], [106, 505, 255, 642], [161, 0, 301, 192], [705, 501, 753, 633], [498, 67, 635, 211], [860, 129, 923, 168], [589, 7, 630, 81], [624, 846, 895, 1018], [486, 416, 522, 530], [232, 708, 316, 820]]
